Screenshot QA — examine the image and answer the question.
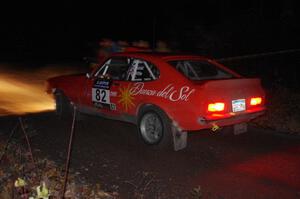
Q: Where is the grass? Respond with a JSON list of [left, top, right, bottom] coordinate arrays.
[[253, 86, 300, 134]]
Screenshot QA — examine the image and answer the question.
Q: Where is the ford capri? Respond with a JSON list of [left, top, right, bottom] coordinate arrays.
[[46, 52, 266, 151]]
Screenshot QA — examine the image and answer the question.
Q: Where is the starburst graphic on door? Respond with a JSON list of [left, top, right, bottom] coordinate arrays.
[[118, 84, 135, 111]]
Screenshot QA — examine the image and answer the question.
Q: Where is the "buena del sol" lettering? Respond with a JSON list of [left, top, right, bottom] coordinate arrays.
[[129, 82, 195, 102]]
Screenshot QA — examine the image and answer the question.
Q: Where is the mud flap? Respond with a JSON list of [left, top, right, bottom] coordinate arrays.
[[233, 123, 248, 135], [172, 126, 187, 151]]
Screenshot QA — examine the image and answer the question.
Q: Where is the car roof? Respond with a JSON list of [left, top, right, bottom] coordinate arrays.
[[112, 52, 210, 61]]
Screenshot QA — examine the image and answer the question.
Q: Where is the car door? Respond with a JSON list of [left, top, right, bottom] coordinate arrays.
[[83, 57, 130, 116], [83, 56, 160, 119], [114, 58, 160, 116]]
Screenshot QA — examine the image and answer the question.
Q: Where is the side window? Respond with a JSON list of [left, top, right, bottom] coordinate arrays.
[[95, 57, 129, 80], [126, 59, 159, 82], [168, 60, 233, 80]]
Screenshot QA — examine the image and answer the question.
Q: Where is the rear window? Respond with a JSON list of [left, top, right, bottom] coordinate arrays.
[[168, 60, 234, 80]]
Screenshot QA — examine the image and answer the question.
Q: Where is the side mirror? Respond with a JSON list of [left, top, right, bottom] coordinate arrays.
[[86, 73, 91, 79]]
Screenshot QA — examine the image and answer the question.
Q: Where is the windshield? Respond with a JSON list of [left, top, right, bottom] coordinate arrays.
[[168, 60, 234, 81]]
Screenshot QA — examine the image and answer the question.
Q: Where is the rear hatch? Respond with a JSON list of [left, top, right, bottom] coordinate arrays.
[[194, 78, 265, 120]]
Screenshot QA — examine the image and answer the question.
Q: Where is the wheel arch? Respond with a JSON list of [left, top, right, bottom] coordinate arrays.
[[136, 103, 174, 147], [53, 89, 71, 101], [136, 103, 173, 121]]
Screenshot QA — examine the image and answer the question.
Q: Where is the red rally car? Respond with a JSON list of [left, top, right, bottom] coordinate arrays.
[[46, 52, 266, 151]]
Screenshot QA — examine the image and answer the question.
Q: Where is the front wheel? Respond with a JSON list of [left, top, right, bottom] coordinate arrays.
[[137, 106, 172, 149], [54, 91, 72, 118]]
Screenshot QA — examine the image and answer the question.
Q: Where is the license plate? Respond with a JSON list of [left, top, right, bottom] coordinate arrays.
[[232, 99, 246, 112]]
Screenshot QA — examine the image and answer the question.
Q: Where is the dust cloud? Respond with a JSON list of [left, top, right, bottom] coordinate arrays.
[[0, 63, 86, 116]]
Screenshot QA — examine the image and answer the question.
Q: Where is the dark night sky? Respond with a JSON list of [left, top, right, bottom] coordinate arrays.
[[0, 1, 299, 61]]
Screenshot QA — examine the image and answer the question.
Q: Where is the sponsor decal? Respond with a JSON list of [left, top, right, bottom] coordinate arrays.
[[118, 84, 135, 111], [117, 82, 195, 111], [92, 79, 111, 109], [93, 79, 111, 89], [110, 91, 118, 97], [110, 103, 117, 111], [129, 82, 195, 102]]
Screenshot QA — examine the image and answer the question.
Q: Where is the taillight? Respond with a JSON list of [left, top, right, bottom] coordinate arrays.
[[208, 102, 225, 112], [250, 97, 262, 106]]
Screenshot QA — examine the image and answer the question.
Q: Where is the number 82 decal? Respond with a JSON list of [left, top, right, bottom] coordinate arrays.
[[92, 88, 110, 104]]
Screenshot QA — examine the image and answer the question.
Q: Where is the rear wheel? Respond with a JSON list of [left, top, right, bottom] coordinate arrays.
[[138, 106, 172, 149]]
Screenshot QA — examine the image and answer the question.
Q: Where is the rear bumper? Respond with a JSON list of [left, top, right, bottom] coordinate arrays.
[[195, 110, 265, 131]]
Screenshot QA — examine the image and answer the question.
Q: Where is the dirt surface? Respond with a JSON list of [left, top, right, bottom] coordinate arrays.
[[1, 112, 300, 199], [1, 60, 300, 198]]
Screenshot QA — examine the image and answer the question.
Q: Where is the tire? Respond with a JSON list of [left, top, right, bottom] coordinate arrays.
[[137, 105, 172, 149], [54, 91, 72, 118]]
